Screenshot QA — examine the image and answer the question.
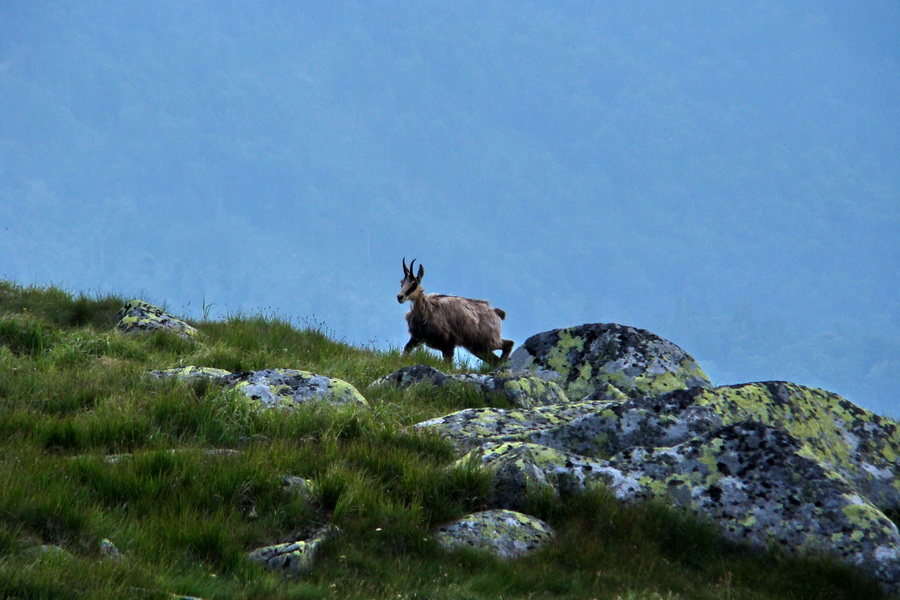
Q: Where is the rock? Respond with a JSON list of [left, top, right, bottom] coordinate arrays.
[[99, 538, 122, 561], [454, 424, 900, 596], [98, 448, 241, 464], [450, 373, 570, 408], [228, 369, 368, 408], [691, 382, 900, 511], [603, 421, 900, 596], [421, 379, 900, 511], [149, 366, 232, 383], [373, 365, 569, 408], [371, 365, 449, 388], [414, 400, 618, 456], [282, 476, 316, 500], [508, 323, 711, 400], [456, 442, 617, 511], [37, 544, 70, 556], [150, 366, 369, 409], [432, 509, 554, 560], [415, 370, 900, 592], [247, 527, 332, 576], [116, 300, 199, 339]]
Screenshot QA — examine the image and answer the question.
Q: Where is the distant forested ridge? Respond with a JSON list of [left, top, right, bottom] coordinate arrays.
[[1, 1, 897, 414]]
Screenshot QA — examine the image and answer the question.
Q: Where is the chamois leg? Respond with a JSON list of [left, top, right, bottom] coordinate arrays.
[[474, 350, 501, 367], [402, 338, 421, 355], [499, 339, 514, 361], [441, 346, 455, 362]]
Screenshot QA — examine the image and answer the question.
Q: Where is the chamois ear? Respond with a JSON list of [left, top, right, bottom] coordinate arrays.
[[417, 263, 424, 280]]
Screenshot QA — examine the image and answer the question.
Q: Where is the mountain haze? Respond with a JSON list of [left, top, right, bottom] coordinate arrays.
[[1, 2, 897, 414]]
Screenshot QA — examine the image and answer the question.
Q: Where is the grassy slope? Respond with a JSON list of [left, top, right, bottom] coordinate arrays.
[[0, 281, 886, 600]]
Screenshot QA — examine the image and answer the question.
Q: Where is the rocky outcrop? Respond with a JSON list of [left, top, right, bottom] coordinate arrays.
[[415, 324, 900, 595], [116, 300, 199, 339], [508, 323, 711, 400], [372, 364, 568, 408], [458, 425, 900, 590], [418, 382, 900, 515], [432, 509, 554, 560], [151, 367, 368, 409]]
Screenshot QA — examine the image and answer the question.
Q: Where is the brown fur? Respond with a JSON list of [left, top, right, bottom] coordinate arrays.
[[397, 259, 514, 364]]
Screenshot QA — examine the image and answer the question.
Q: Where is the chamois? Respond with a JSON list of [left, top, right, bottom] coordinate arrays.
[[397, 258, 514, 365]]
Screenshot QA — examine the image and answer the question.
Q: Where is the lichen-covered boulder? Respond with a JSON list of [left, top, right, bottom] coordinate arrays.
[[229, 369, 368, 408], [149, 366, 232, 383], [414, 400, 617, 456], [601, 421, 900, 596], [457, 441, 618, 511], [149, 366, 368, 410], [422, 379, 900, 513], [451, 373, 570, 408], [116, 300, 199, 339], [432, 509, 554, 560], [414, 392, 722, 459], [371, 364, 449, 388], [372, 365, 569, 408], [460, 427, 900, 595], [691, 382, 900, 511], [508, 323, 710, 400], [247, 527, 332, 576]]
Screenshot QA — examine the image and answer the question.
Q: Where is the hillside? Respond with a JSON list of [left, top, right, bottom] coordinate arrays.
[[0, 280, 892, 599]]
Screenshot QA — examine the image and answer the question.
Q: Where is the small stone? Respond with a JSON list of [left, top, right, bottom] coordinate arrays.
[[115, 300, 200, 340], [99, 537, 122, 561], [247, 527, 333, 576], [228, 369, 368, 409], [432, 509, 554, 560]]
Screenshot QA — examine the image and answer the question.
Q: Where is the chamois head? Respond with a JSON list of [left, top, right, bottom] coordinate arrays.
[[397, 257, 425, 303]]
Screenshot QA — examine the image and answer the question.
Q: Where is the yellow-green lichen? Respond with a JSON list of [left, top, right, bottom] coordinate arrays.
[[696, 439, 724, 474], [694, 382, 900, 496], [326, 377, 368, 405], [546, 330, 586, 394], [636, 369, 693, 396]]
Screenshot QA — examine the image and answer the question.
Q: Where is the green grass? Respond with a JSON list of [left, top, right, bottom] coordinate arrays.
[[0, 281, 888, 599]]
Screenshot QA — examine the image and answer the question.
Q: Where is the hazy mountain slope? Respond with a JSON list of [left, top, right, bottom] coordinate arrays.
[[1, 2, 897, 413]]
